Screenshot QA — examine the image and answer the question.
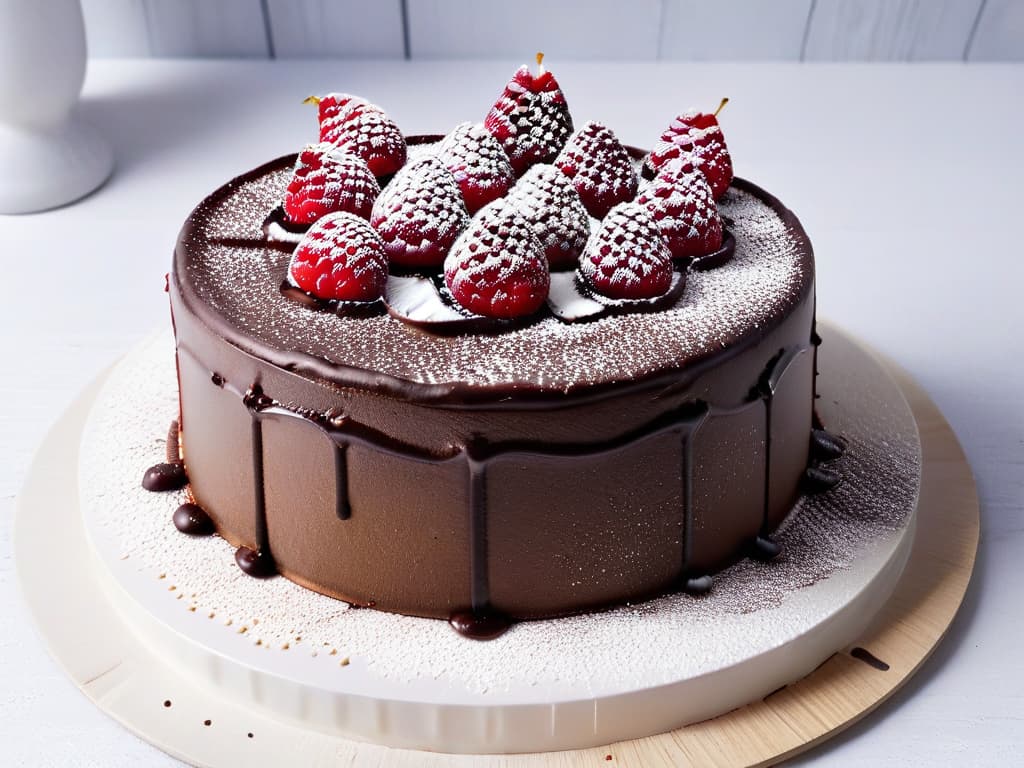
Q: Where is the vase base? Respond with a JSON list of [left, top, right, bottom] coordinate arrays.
[[0, 116, 113, 214]]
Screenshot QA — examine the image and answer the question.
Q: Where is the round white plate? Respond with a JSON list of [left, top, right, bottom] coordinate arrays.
[[17, 322, 929, 762]]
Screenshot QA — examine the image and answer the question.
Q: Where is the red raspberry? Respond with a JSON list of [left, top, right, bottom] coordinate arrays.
[[506, 163, 589, 270], [484, 56, 573, 177], [647, 101, 733, 199], [579, 202, 673, 300], [637, 159, 722, 260], [288, 212, 388, 302], [311, 93, 407, 177], [436, 122, 515, 214], [308, 92, 366, 134], [283, 143, 380, 226], [370, 155, 469, 267], [444, 201, 550, 319], [555, 121, 638, 220]]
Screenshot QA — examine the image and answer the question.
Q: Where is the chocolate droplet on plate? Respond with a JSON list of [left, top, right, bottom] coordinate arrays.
[[749, 536, 781, 561], [173, 503, 215, 536], [683, 574, 713, 594], [850, 646, 890, 671], [810, 429, 846, 462], [448, 610, 512, 640], [234, 546, 276, 578], [142, 462, 188, 492], [805, 465, 842, 493]]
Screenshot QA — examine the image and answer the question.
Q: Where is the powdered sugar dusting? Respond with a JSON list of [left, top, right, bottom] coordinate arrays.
[[80, 331, 918, 695], [505, 163, 589, 269], [579, 202, 673, 299], [187, 159, 809, 393], [370, 155, 469, 266]]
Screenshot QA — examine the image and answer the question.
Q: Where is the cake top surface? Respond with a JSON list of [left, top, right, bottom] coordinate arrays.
[[175, 146, 812, 401]]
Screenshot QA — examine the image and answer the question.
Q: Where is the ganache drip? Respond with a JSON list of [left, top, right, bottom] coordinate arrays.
[[170, 340, 828, 638], [142, 420, 188, 491]]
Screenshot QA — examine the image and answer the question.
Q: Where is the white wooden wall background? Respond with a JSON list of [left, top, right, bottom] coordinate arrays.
[[80, 0, 1023, 60]]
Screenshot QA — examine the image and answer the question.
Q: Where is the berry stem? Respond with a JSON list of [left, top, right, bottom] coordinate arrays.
[[536, 51, 545, 76], [714, 97, 729, 117]]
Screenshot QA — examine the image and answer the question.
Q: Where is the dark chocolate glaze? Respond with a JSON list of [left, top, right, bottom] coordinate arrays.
[[333, 442, 351, 520], [279, 280, 387, 320], [142, 462, 188, 492], [850, 646, 890, 671], [168, 139, 820, 628], [173, 142, 813, 407], [173, 503, 215, 536], [547, 270, 688, 325], [243, 387, 276, 575], [689, 229, 736, 272], [187, 341, 804, 633]]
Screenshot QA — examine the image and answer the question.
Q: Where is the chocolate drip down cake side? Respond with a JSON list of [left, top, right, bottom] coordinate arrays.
[[152, 55, 846, 640]]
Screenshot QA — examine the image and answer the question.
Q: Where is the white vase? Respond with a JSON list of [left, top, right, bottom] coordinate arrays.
[[0, 0, 113, 214]]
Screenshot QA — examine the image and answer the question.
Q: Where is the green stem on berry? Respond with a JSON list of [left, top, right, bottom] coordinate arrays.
[[536, 51, 545, 76], [714, 97, 729, 117]]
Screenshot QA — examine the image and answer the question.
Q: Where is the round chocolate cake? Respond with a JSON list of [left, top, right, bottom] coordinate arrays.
[[159, 63, 831, 638]]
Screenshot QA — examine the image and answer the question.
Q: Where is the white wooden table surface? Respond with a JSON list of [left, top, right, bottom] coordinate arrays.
[[1, 60, 1021, 766]]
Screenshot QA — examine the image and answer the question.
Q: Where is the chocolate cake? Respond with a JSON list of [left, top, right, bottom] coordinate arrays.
[[153, 60, 841, 639]]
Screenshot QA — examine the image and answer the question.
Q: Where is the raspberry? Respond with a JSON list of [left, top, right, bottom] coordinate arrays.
[[484, 56, 573, 176], [311, 93, 407, 177], [647, 102, 733, 199], [288, 212, 388, 302], [436, 122, 515, 214], [444, 201, 550, 319], [579, 202, 673, 300], [283, 143, 380, 226], [637, 159, 722, 260], [309, 92, 366, 136], [556, 121, 638, 220], [506, 164, 589, 270], [370, 155, 469, 267]]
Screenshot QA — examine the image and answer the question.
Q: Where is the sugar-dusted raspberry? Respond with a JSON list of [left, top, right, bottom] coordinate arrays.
[[436, 122, 516, 214], [506, 163, 589, 270], [484, 55, 574, 176], [370, 155, 469, 267], [555, 121, 638, 220], [288, 212, 388, 302], [579, 202, 673, 300], [309, 92, 366, 137], [444, 201, 550, 318], [283, 143, 380, 225], [647, 100, 733, 199], [637, 159, 722, 260], [310, 93, 407, 177]]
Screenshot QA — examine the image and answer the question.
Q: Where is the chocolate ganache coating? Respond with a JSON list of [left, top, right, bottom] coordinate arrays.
[[169, 139, 816, 623]]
